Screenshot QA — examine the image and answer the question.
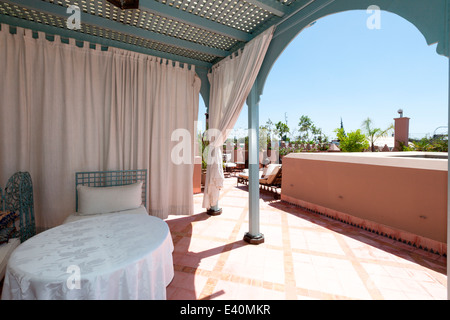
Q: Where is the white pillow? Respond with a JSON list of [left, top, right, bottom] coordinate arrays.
[[77, 182, 143, 215]]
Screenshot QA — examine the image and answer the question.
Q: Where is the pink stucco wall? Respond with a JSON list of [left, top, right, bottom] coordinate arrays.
[[281, 152, 448, 255]]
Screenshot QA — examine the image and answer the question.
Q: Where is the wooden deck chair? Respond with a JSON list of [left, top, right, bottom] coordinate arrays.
[[259, 165, 282, 197], [236, 169, 263, 186], [237, 170, 249, 186], [236, 163, 277, 186]]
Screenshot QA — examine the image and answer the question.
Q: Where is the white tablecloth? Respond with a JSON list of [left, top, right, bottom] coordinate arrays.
[[1, 213, 174, 300]]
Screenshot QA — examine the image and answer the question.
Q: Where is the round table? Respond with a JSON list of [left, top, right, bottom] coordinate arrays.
[[1, 213, 174, 300]]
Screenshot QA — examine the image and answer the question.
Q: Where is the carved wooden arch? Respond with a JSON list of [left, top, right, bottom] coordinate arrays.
[[256, 0, 449, 100]]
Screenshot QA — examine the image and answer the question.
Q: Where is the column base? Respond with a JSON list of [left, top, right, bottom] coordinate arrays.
[[207, 207, 222, 216], [243, 232, 264, 244]]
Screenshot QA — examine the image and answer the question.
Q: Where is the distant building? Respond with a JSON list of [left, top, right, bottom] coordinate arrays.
[[369, 135, 395, 150]]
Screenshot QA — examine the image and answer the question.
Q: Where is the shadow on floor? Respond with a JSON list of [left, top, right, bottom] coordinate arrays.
[[234, 183, 445, 275]]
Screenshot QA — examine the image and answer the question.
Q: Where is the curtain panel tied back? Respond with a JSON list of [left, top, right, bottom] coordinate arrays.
[[202, 26, 275, 210]]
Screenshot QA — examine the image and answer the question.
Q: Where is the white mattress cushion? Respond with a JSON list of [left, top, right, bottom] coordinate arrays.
[[77, 182, 143, 215]]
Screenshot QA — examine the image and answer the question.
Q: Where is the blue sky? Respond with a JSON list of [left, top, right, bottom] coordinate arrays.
[[199, 9, 448, 140]]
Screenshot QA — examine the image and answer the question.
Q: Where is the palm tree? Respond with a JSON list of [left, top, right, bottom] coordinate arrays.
[[361, 117, 394, 152]]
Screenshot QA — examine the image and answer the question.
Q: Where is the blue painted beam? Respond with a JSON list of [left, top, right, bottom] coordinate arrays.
[[274, 0, 317, 28], [139, 0, 251, 42], [244, 0, 289, 17], [195, 66, 211, 109], [273, 0, 333, 40], [0, 13, 213, 68], [4, 0, 229, 58], [248, 0, 315, 39]]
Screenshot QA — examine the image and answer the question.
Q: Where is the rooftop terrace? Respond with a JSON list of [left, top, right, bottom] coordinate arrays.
[[166, 176, 447, 300]]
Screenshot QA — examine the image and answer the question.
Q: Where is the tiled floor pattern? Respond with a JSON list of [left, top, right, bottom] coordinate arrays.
[[165, 177, 447, 300]]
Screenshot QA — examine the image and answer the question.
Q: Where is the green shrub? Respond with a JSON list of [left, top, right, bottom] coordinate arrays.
[[334, 128, 369, 152]]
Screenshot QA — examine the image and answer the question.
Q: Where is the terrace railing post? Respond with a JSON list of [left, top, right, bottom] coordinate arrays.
[[244, 81, 264, 244]]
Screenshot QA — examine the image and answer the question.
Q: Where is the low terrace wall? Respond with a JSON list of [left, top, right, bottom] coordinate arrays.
[[281, 152, 448, 255]]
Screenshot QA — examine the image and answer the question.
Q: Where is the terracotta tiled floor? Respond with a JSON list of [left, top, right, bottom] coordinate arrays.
[[165, 176, 447, 300]]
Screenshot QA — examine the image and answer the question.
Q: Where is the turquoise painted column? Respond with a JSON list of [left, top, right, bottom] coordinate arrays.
[[447, 49, 450, 300], [244, 81, 264, 244], [205, 112, 223, 216]]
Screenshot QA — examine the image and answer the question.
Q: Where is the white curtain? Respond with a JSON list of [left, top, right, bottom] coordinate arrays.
[[0, 24, 201, 228], [202, 26, 275, 210]]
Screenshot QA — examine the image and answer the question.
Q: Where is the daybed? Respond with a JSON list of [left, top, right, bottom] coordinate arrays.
[[2, 169, 175, 300]]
